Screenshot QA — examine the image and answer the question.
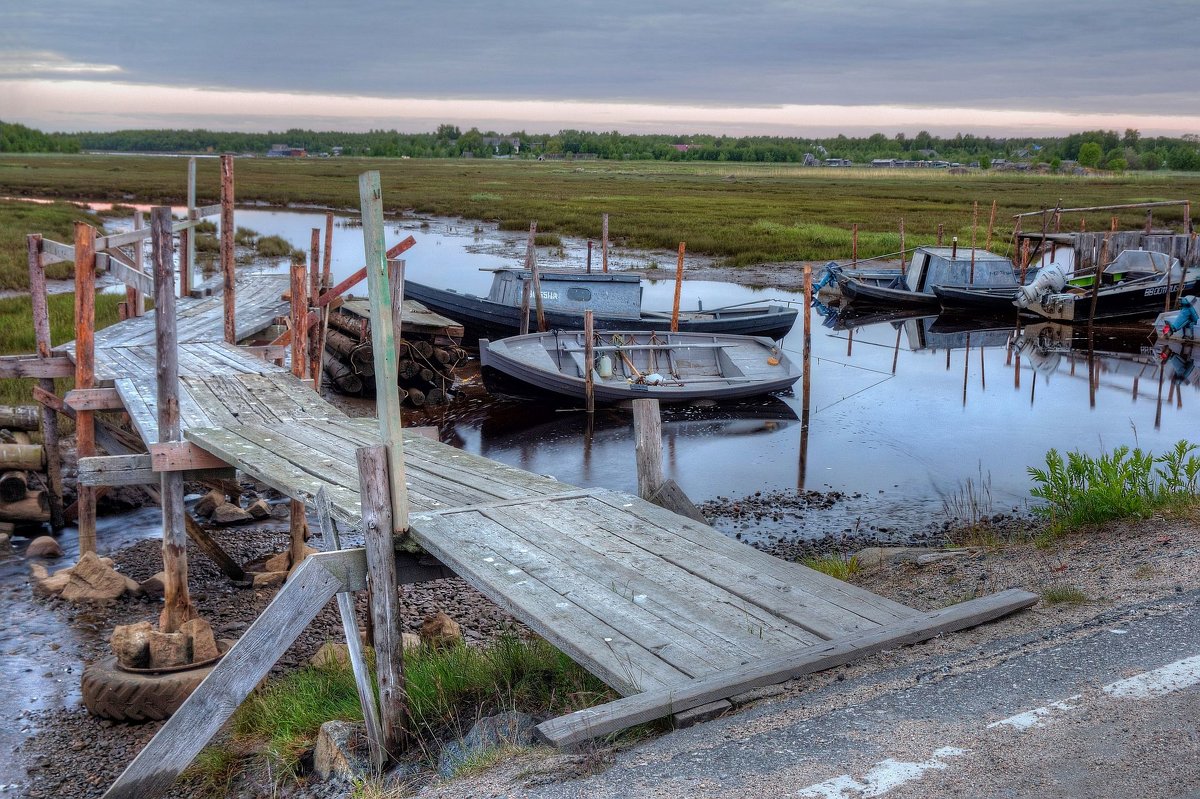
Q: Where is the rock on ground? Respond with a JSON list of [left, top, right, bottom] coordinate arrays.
[[437, 711, 537, 778], [25, 535, 63, 558]]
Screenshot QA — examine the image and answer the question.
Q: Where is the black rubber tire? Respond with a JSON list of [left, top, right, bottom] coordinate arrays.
[[81, 655, 213, 723]]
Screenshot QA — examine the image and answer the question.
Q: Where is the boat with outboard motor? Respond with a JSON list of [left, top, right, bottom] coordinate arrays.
[[404, 268, 798, 342]]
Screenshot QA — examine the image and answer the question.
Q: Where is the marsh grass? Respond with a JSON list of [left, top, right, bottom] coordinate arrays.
[[234, 226, 259, 246], [4, 155, 1198, 270], [0, 199, 104, 290], [254, 234, 306, 261], [1041, 585, 1088, 605], [1029, 441, 1200, 535], [802, 553, 861, 580], [200, 636, 615, 783], [0, 292, 124, 407]]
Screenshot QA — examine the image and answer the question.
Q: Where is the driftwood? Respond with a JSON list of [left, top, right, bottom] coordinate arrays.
[[0, 471, 28, 502], [0, 443, 45, 471], [0, 405, 39, 431], [0, 489, 49, 523]]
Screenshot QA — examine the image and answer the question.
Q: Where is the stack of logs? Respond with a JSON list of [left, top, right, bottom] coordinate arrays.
[[0, 405, 51, 528], [322, 309, 468, 407]]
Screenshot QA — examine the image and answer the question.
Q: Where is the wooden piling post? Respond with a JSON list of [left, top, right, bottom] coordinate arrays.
[[800, 264, 813, 490], [182, 158, 196, 298], [601, 213, 609, 273], [970, 201, 978, 282], [584, 310, 595, 415], [898, 217, 906, 272], [935, 223, 943, 247], [388, 259, 405, 342], [309, 228, 322, 385], [519, 280, 531, 336], [587, 239, 593, 273], [357, 445, 408, 759], [152, 206, 195, 632], [289, 499, 307, 570], [632, 399, 664, 500], [323, 211, 335, 289], [220, 154, 236, 343], [525, 221, 546, 332], [27, 234, 64, 530], [852, 224, 859, 266], [985, 199, 997, 252], [1145, 209, 1154, 235], [670, 242, 685, 333], [74, 222, 97, 555], [290, 261, 307, 381], [127, 211, 145, 315], [358, 170, 409, 537], [1088, 235, 1110, 329]]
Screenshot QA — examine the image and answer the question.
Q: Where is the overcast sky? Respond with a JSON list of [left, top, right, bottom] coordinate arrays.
[[2, 0, 1198, 136]]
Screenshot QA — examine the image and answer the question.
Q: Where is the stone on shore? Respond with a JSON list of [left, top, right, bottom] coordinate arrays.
[[314, 720, 372, 781], [110, 621, 153, 669], [60, 552, 130, 604], [420, 612, 462, 649], [147, 630, 189, 669], [180, 618, 219, 662], [25, 535, 63, 558], [193, 489, 225, 518], [211, 502, 252, 526]]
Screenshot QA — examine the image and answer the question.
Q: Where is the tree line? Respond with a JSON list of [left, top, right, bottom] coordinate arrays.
[[3, 119, 1198, 171]]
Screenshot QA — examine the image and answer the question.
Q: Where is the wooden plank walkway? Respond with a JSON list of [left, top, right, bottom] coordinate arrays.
[[60, 271, 1035, 789]]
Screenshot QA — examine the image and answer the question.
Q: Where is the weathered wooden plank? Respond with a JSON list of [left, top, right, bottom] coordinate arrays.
[[65, 387, 124, 411], [183, 514, 246, 583], [102, 252, 154, 296], [192, 203, 222, 219], [408, 505, 689, 695], [77, 454, 235, 487], [357, 445, 408, 758], [590, 491, 917, 625], [519, 498, 825, 647], [149, 441, 230, 472], [578, 498, 895, 639], [40, 238, 75, 263], [0, 355, 75, 379], [101, 551, 364, 799], [475, 504, 764, 672], [535, 588, 1040, 748], [220, 154, 236, 344]]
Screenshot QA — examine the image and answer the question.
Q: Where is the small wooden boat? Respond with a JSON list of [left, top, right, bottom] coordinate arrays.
[[479, 330, 801, 404], [833, 246, 1020, 309], [404, 268, 799, 343]]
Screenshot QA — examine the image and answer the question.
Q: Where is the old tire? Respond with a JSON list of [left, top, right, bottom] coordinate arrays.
[[81, 655, 212, 722]]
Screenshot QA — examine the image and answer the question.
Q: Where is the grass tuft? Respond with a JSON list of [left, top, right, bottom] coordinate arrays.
[[802, 553, 861, 580], [254, 234, 307, 262], [1041, 585, 1088, 605]]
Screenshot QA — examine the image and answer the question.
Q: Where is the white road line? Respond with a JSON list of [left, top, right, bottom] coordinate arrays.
[[794, 748, 966, 798], [987, 696, 1081, 730], [1103, 654, 1200, 699], [793, 653, 1200, 797]]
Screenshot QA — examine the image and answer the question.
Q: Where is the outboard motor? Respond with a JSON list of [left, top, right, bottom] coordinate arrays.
[[1162, 296, 1199, 338], [1014, 263, 1069, 309]]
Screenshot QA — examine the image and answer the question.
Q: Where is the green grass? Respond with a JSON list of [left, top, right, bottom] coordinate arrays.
[[234, 226, 258, 246], [206, 636, 615, 780], [3, 155, 1198, 270], [1041, 585, 1088, 605], [1028, 440, 1200, 535], [802, 553, 861, 580], [194, 232, 220, 253], [0, 291, 125, 408], [194, 219, 217, 234], [0, 199, 105, 290], [254, 234, 306, 261]]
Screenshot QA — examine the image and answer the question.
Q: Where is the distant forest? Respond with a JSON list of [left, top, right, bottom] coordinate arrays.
[[3, 119, 1199, 171]]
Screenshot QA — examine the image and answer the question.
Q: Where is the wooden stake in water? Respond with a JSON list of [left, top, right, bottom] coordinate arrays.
[[602, 213, 609, 273], [584, 310, 595, 415], [290, 261, 307, 380], [323, 211, 334, 289], [27, 234, 64, 530], [898, 218, 906, 272], [632, 398, 664, 500], [969, 201, 978, 283], [519, 280, 531, 336], [936, 223, 943, 247], [670, 242, 685, 333], [985, 200, 997, 251], [587, 239, 593, 273], [183, 157, 196, 298], [852, 223, 859, 266]]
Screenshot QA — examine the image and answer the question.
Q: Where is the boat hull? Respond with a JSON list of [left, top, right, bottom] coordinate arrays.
[[479, 331, 801, 405], [1024, 277, 1200, 323], [404, 281, 799, 343]]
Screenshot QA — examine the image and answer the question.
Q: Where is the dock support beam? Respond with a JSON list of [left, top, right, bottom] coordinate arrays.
[[182, 157, 196, 298], [153, 206, 195, 632], [220, 154, 236, 343], [27, 234, 65, 530], [74, 222, 97, 554]]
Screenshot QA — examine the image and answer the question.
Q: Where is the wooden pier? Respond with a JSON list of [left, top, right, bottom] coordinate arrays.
[[1, 166, 1037, 798]]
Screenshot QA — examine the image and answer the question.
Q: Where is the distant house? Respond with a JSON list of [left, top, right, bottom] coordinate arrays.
[[803, 152, 819, 166], [672, 143, 690, 153], [823, 158, 852, 167], [330, 146, 343, 157], [267, 144, 306, 158], [872, 159, 896, 168], [481, 136, 521, 154]]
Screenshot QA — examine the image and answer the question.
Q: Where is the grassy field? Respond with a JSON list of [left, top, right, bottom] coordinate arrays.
[[2, 155, 1197, 271], [0, 199, 106, 290]]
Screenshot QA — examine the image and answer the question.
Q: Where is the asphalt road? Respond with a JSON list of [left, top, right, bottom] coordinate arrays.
[[511, 589, 1200, 799]]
